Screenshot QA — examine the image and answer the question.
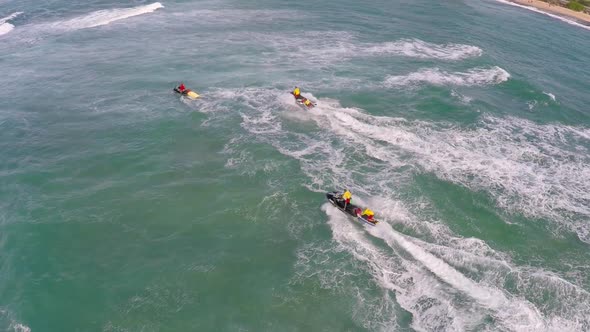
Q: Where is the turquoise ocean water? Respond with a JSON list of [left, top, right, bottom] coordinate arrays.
[[1, 0, 590, 330]]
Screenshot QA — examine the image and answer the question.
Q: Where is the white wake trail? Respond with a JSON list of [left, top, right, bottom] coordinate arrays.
[[223, 32, 484, 70], [365, 39, 483, 60], [368, 222, 545, 330], [203, 88, 590, 331], [49, 2, 163, 31], [318, 104, 590, 243], [324, 204, 482, 331], [385, 66, 510, 87]]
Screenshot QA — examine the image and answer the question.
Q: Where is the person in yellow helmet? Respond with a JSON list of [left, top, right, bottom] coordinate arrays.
[[361, 208, 375, 222], [292, 87, 301, 98], [341, 189, 352, 207], [304, 99, 311, 106]]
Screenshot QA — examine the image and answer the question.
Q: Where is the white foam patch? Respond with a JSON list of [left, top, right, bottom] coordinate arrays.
[[323, 204, 478, 331], [322, 203, 569, 331], [50, 2, 163, 30], [385, 66, 510, 87], [369, 222, 546, 330], [495, 0, 590, 31], [419, 240, 590, 331], [221, 32, 483, 69], [366, 39, 483, 60], [0, 309, 31, 332], [527, 100, 538, 111], [543, 91, 556, 101], [451, 90, 474, 104], [325, 194, 590, 331], [291, 237, 402, 330], [0, 12, 22, 36], [170, 9, 302, 25], [0, 22, 14, 36], [0, 12, 22, 23], [11, 324, 30, 332]]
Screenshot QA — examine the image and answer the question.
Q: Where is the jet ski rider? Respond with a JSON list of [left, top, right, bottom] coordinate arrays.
[[292, 87, 301, 98], [178, 83, 188, 93], [362, 208, 375, 222], [341, 189, 352, 208]]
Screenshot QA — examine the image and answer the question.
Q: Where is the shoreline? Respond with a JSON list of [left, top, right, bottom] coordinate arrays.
[[506, 0, 590, 26]]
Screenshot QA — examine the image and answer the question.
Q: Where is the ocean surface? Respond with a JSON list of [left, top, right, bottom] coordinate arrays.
[[1, 0, 590, 331]]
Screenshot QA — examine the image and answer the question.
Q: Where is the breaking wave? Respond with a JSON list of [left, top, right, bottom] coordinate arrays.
[[0, 12, 22, 36]]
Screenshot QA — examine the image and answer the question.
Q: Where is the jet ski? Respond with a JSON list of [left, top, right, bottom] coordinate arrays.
[[174, 86, 200, 100], [291, 91, 316, 109], [326, 191, 378, 226]]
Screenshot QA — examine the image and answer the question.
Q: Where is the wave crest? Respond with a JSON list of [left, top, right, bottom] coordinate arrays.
[[51, 2, 163, 31], [0, 12, 23, 36]]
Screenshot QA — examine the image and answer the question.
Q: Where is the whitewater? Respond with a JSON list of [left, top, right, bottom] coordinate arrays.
[[1, 0, 590, 331], [230, 86, 590, 330], [0, 11, 21, 35]]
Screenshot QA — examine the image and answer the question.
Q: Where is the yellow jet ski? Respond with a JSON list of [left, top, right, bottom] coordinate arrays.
[[291, 87, 316, 109], [174, 84, 200, 100]]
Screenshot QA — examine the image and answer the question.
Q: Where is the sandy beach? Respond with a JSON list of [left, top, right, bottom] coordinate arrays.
[[511, 0, 590, 24]]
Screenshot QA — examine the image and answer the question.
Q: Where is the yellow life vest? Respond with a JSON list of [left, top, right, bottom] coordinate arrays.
[[342, 190, 352, 200], [304, 99, 310, 105], [293, 87, 300, 96], [362, 208, 374, 216]]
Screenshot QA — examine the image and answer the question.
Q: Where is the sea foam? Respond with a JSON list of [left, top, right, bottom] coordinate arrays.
[[51, 2, 163, 31], [366, 39, 483, 60], [202, 87, 590, 330], [0, 12, 23, 36], [385, 66, 510, 87]]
